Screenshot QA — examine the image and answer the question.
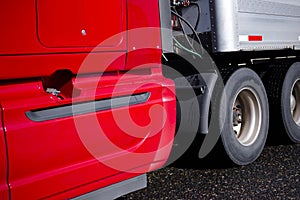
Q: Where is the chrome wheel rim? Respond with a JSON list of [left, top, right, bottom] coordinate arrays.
[[232, 88, 262, 146]]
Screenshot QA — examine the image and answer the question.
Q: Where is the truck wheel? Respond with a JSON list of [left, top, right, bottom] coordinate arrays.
[[264, 62, 300, 143], [287, 67, 300, 142], [219, 68, 269, 165]]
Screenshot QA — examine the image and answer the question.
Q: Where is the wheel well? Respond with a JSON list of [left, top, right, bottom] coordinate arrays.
[[162, 53, 201, 79]]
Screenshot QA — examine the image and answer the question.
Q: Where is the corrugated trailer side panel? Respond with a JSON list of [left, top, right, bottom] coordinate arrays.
[[212, 0, 300, 52]]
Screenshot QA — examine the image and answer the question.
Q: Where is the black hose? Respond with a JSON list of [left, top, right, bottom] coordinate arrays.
[[172, 7, 198, 54], [190, 2, 201, 30], [171, 10, 202, 48]]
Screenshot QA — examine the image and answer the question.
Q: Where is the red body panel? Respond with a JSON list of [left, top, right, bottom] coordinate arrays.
[[1, 72, 175, 199], [36, 0, 126, 48], [0, 53, 126, 80], [126, 0, 162, 70], [0, 0, 126, 54], [0, 0, 127, 80], [0, 0, 176, 199], [0, 107, 9, 199]]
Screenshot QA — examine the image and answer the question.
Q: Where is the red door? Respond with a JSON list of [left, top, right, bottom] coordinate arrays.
[[0, 0, 176, 199]]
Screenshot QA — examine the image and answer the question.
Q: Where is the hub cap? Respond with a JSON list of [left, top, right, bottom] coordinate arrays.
[[232, 88, 262, 146], [291, 79, 300, 126]]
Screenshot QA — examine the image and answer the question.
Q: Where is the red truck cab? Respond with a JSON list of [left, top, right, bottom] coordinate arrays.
[[0, 0, 175, 199]]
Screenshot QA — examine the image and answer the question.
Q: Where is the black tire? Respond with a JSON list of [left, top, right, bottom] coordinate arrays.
[[218, 68, 269, 165], [264, 62, 300, 143]]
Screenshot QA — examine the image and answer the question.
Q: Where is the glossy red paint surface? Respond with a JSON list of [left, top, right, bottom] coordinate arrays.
[[1, 72, 175, 199], [37, 0, 126, 48], [126, 0, 162, 70], [0, 53, 126, 80], [0, 107, 9, 199], [0, 0, 176, 199], [0, 0, 126, 55], [0, 0, 127, 80]]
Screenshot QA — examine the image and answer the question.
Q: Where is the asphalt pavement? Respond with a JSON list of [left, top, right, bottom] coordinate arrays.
[[122, 142, 300, 199]]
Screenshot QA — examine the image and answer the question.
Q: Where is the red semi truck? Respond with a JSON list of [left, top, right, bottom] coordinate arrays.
[[1, 0, 300, 199], [0, 0, 176, 199]]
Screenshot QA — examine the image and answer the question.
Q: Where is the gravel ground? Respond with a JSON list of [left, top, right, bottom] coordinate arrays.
[[122, 143, 300, 199]]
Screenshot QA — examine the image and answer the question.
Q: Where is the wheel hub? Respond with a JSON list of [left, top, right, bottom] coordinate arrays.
[[232, 88, 262, 146], [291, 79, 300, 126]]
